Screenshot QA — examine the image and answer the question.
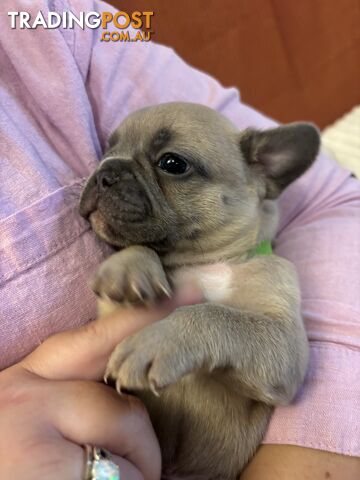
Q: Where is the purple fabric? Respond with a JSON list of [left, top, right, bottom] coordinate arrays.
[[1, 0, 359, 456]]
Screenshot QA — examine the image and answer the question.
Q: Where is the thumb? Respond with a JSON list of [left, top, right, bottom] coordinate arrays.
[[21, 286, 201, 381]]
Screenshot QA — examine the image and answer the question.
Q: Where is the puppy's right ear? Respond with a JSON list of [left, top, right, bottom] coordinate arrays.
[[240, 123, 320, 198]]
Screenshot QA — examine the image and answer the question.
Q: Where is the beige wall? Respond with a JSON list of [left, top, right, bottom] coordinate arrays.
[[108, 0, 360, 128]]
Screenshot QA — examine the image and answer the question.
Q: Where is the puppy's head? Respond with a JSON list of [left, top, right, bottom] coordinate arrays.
[[80, 102, 319, 261]]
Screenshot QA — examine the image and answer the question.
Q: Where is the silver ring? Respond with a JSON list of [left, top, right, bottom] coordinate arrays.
[[83, 444, 120, 480]]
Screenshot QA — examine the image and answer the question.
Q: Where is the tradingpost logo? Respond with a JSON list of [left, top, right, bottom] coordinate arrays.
[[8, 10, 155, 42]]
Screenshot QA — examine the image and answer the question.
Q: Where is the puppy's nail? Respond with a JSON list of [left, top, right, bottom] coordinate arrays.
[[101, 292, 112, 303], [149, 379, 161, 397], [209, 362, 216, 373], [131, 282, 144, 301], [115, 378, 124, 396], [158, 283, 172, 297], [103, 365, 112, 385], [103, 366, 112, 384]]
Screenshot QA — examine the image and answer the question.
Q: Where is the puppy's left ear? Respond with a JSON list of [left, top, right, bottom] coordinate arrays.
[[240, 122, 320, 198]]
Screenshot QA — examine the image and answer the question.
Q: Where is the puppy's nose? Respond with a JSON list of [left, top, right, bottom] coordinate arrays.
[[97, 170, 119, 190]]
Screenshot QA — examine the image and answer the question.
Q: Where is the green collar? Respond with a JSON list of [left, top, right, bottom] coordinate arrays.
[[248, 240, 273, 258]]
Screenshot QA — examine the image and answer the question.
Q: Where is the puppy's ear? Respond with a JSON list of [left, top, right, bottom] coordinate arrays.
[[240, 123, 320, 198]]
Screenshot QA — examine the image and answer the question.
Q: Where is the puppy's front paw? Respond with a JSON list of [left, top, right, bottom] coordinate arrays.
[[105, 319, 198, 395], [92, 246, 171, 306]]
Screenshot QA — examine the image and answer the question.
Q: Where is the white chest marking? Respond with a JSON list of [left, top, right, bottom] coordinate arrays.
[[174, 263, 233, 303]]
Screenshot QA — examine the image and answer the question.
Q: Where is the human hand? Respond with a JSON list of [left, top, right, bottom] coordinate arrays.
[[0, 287, 201, 480]]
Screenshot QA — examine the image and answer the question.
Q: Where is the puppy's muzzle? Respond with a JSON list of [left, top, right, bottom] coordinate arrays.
[[79, 160, 152, 224]]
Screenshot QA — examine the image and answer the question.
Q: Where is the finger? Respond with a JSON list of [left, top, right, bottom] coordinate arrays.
[[50, 381, 161, 480], [8, 438, 84, 480], [22, 286, 202, 381], [108, 455, 145, 480], [14, 438, 144, 480]]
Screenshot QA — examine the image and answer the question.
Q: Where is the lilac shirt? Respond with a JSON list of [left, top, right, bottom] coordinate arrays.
[[1, 0, 359, 457]]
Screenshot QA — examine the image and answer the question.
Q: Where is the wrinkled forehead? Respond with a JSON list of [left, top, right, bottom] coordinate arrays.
[[108, 103, 239, 157]]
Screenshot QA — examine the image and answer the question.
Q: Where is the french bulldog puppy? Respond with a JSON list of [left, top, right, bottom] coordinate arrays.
[[79, 102, 320, 479]]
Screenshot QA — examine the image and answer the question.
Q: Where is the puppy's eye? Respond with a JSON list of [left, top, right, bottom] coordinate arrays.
[[157, 153, 190, 175]]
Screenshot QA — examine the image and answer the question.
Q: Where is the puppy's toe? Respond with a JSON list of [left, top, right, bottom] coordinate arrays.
[[93, 252, 171, 306], [106, 341, 157, 394], [148, 353, 190, 391], [104, 340, 134, 382], [91, 269, 126, 303], [125, 271, 170, 305], [118, 355, 154, 393]]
